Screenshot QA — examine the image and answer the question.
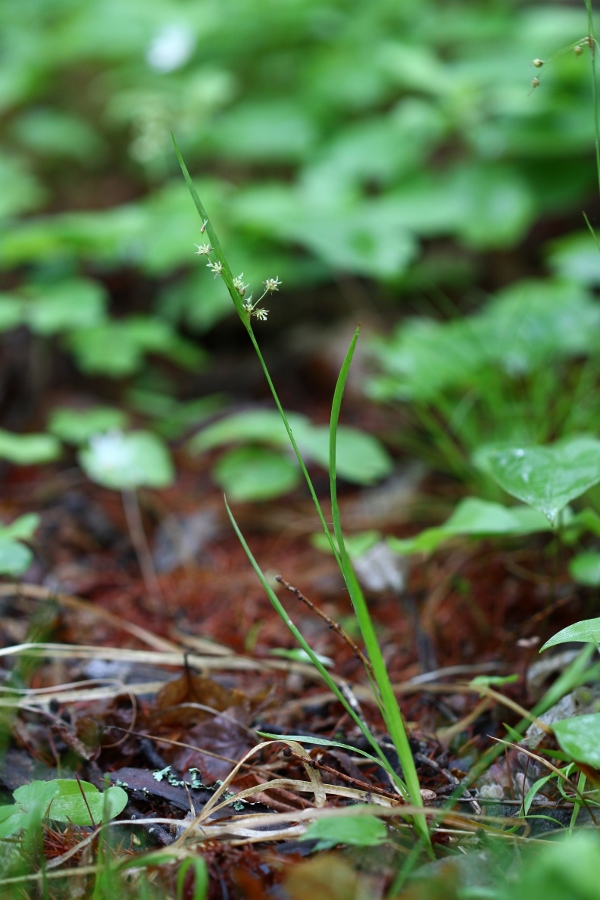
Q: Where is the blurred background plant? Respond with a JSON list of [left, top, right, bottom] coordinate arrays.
[[1, 0, 599, 486]]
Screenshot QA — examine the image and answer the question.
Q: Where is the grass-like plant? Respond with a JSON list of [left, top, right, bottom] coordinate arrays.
[[172, 136, 430, 847]]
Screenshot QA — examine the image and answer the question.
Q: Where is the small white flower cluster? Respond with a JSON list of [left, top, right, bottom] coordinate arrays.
[[193, 234, 281, 322]]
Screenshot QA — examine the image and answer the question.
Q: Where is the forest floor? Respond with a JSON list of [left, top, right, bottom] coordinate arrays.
[[0, 311, 591, 899]]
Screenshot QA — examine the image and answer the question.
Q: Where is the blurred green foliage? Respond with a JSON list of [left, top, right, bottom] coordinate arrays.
[[0, 0, 597, 368], [1, 0, 600, 502]]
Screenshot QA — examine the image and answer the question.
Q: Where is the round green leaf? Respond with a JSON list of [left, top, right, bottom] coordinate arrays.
[[14, 779, 127, 825], [49, 781, 127, 825], [300, 814, 388, 848], [553, 713, 600, 768], [213, 446, 300, 501], [79, 430, 174, 490], [0, 538, 33, 577], [569, 551, 600, 587]]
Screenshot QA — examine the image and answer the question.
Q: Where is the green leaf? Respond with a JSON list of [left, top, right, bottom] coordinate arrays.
[[213, 446, 300, 501], [67, 316, 205, 377], [300, 814, 388, 849], [470, 674, 519, 687], [188, 410, 309, 453], [0, 539, 33, 577], [48, 406, 129, 446], [0, 804, 27, 839], [387, 497, 551, 556], [523, 773, 554, 816], [297, 425, 393, 485], [553, 714, 600, 768], [547, 231, 600, 286], [0, 513, 40, 541], [13, 780, 63, 809], [0, 430, 61, 465], [176, 857, 208, 900], [310, 530, 381, 559], [49, 781, 127, 825], [79, 430, 174, 490], [569, 551, 600, 586], [25, 279, 107, 335], [541, 618, 600, 651], [13, 779, 127, 825], [488, 436, 600, 525], [189, 410, 392, 485]]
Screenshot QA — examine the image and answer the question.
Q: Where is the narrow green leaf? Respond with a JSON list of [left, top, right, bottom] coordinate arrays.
[[541, 617, 600, 651], [176, 857, 208, 900], [328, 328, 428, 844]]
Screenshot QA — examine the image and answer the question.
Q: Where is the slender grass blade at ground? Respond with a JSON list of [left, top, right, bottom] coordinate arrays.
[[224, 499, 409, 787], [329, 328, 429, 845]]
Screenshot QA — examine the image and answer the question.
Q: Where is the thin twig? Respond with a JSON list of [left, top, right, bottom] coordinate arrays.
[[275, 575, 374, 676], [122, 489, 163, 611]]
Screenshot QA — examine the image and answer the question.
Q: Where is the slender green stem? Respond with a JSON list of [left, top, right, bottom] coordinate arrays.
[[585, 1, 600, 194], [245, 328, 341, 568], [173, 135, 340, 566], [224, 498, 407, 791], [329, 329, 430, 844]]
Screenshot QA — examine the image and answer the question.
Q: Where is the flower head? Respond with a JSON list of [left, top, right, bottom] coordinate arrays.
[[233, 273, 249, 297], [194, 243, 212, 256], [253, 308, 269, 321], [262, 276, 282, 293], [206, 260, 223, 278]]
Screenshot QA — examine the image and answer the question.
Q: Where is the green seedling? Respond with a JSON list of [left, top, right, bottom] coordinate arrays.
[[79, 429, 174, 604], [174, 138, 430, 847], [78, 429, 173, 492], [0, 778, 127, 839]]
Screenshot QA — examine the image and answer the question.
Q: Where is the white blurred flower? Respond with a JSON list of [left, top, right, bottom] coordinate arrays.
[[146, 24, 195, 73]]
